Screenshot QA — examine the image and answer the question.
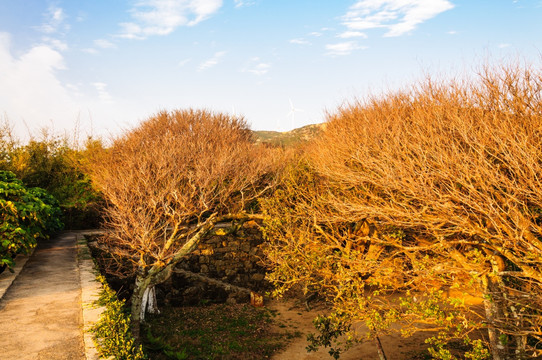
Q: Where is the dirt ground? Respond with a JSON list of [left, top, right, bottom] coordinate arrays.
[[0, 233, 85, 360], [269, 299, 432, 360]]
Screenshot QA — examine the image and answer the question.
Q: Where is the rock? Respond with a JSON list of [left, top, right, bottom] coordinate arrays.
[[241, 243, 251, 252], [251, 273, 265, 282], [225, 268, 236, 276]]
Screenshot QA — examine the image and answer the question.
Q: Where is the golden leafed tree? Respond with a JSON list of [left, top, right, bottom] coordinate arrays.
[[90, 109, 280, 337], [262, 64, 542, 359]]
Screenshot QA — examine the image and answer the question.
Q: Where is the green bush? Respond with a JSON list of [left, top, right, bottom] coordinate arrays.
[[1, 134, 104, 229], [92, 275, 146, 360], [27, 186, 63, 233], [0, 170, 63, 269]]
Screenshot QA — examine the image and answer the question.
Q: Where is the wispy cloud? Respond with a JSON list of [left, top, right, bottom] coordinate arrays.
[[118, 0, 223, 39], [198, 51, 226, 71], [93, 82, 113, 103], [75, 12, 86, 22], [82, 48, 99, 55], [234, 0, 256, 7], [242, 57, 271, 76], [42, 37, 68, 51], [337, 31, 368, 39], [81, 39, 116, 55], [498, 43, 511, 48], [35, 6, 71, 52], [342, 0, 454, 37], [325, 41, 366, 56], [290, 38, 311, 45], [94, 39, 116, 49], [178, 58, 191, 67], [38, 6, 66, 34]]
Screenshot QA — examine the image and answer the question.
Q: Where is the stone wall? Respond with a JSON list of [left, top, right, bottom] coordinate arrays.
[[162, 220, 270, 306]]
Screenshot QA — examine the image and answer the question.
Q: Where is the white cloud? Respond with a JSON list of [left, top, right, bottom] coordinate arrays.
[[242, 57, 271, 76], [248, 63, 270, 76], [342, 0, 454, 37], [94, 39, 116, 49], [234, 0, 256, 7], [65, 83, 81, 94], [447, 30, 457, 35], [0, 32, 81, 136], [42, 37, 69, 51], [35, 6, 70, 54], [310, 32, 323, 37], [92, 82, 114, 103], [325, 41, 366, 56], [118, 0, 223, 39], [498, 43, 511, 48], [82, 40, 116, 55], [39, 6, 66, 34], [178, 58, 191, 67], [198, 51, 226, 71], [82, 48, 99, 55], [337, 31, 368, 38], [290, 38, 310, 45]]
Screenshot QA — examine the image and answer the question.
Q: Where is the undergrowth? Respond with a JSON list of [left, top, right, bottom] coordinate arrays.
[[92, 274, 146, 360], [143, 303, 297, 360]]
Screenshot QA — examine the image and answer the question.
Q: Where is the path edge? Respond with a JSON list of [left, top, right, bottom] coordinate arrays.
[[76, 231, 107, 360], [0, 247, 35, 301]]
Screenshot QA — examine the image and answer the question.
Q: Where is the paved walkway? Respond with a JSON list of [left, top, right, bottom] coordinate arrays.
[[0, 232, 86, 360]]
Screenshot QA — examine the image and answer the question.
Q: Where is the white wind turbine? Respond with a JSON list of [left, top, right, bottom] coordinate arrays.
[[287, 98, 304, 130]]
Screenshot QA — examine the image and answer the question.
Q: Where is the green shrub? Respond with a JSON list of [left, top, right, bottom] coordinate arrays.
[[0, 170, 63, 269], [92, 275, 146, 360], [3, 134, 104, 229], [27, 186, 63, 233]]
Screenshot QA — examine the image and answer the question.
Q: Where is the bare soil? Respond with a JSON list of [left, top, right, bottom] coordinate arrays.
[[269, 299, 432, 360]]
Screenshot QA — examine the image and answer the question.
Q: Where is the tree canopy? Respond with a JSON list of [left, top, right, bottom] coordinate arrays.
[[90, 109, 281, 337], [262, 64, 542, 359]]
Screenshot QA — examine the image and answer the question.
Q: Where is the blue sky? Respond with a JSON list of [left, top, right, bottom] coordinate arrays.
[[0, 0, 541, 139]]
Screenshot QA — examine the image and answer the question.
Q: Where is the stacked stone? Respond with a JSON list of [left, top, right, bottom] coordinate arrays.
[[164, 220, 270, 306]]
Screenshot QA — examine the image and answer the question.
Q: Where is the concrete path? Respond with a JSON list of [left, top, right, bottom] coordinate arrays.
[[0, 232, 86, 360]]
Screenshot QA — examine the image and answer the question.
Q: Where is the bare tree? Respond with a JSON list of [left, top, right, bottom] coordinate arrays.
[[90, 109, 280, 337], [263, 64, 542, 359]]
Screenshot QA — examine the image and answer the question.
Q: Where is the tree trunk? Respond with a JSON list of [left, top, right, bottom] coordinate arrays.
[[482, 273, 510, 360], [130, 264, 175, 339], [514, 335, 527, 360], [128, 216, 235, 339], [141, 286, 159, 317], [130, 274, 153, 339], [375, 336, 388, 360]]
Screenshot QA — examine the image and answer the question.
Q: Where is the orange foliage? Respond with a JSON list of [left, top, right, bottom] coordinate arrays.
[[262, 64, 542, 358], [89, 109, 282, 336]]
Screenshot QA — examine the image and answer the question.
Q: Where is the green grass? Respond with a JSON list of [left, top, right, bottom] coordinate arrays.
[[143, 303, 299, 360]]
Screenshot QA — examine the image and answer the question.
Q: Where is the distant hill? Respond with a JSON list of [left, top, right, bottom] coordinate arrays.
[[253, 123, 325, 147]]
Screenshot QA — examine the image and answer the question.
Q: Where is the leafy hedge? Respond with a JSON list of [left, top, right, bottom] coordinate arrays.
[[0, 170, 63, 270]]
